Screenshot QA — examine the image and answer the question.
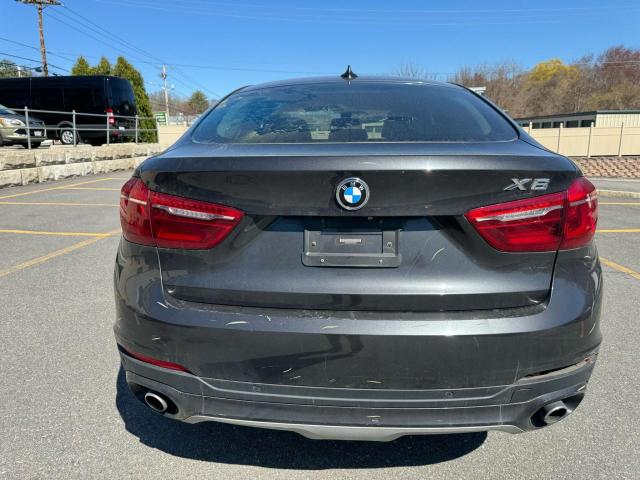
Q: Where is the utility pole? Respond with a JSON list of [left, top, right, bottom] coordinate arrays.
[[161, 64, 170, 123], [15, 0, 62, 77]]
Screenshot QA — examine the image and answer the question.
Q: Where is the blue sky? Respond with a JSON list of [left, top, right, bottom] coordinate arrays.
[[1, 0, 639, 102]]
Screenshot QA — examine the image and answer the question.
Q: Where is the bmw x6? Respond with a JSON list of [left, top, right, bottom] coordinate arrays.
[[114, 72, 601, 441]]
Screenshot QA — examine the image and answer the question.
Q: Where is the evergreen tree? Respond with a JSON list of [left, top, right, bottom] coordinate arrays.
[[70, 56, 92, 76], [92, 57, 113, 75], [113, 56, 156, 142], [187, 90, 209, 114]]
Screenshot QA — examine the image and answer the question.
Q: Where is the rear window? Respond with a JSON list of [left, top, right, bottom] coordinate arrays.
[[109, 82, 136, 114], [192, 82, 517, 143]]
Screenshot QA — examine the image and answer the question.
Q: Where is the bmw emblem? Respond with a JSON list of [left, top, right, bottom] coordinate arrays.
[[336, 177, 370, 211]]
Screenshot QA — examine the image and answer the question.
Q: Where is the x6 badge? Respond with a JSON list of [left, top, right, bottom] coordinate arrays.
[[504, 178, 550, 191]]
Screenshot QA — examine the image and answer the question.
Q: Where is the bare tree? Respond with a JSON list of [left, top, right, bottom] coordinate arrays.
[[390, 46, 640, 116], [394, 62, 426, 79], [393, 62, 442, 80]]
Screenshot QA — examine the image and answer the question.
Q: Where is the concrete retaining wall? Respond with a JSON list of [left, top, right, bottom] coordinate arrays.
[[0, 144, 163, 188]]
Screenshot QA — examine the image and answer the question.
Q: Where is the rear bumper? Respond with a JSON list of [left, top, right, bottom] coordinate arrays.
[[122, 351, 595, 440], [114, 239, 603, 439]]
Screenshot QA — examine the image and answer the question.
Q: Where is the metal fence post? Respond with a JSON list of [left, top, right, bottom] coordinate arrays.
[[72, 110, 77, 147], [106, 113, 110, 146], [587, 123, 593, 158], [155, 118, 159, 145], [135, 114, 139, 144], [618, 122, 625, 157], [24, 106, 31, 150], [557, 123, 563, 154]]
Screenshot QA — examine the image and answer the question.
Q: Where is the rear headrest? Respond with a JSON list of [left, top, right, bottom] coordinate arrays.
[[382, 117, 416, 141], [254, 116, 312, 142], [271, 129, 312, 142], [330, 115, 362, 129], [328, 128, 369, 142]]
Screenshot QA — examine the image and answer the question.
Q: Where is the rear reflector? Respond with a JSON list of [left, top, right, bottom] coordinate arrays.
[[466, 177, 598, 252], [123, 348, 190, 373], [119, 177, 244, 249]]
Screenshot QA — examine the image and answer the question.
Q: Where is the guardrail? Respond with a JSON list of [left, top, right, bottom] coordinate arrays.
[[5, 106, 159, 149]]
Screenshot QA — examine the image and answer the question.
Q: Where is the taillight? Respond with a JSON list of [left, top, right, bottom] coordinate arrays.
[[119, 177, 153, 246], [465, 177, 598, 252], [106, 108, 115, 125], [561, 177, 598, 249], [119, 178, 244, 249], [466, 192, 564, 252], [150, 191, 244, 249]]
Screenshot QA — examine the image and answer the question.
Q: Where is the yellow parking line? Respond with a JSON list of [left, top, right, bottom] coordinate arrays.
[[0, 235, 112, 279], [63, 187, 121, 191], [597, 229, 640, 233], [0, 201, 117, 207], [0, 177, 124, 200], [600, 202, 640, 206], [0, 229, 119, 237], [600, 257, 640, 281]]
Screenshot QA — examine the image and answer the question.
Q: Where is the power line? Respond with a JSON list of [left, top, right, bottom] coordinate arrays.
[[0, 51, 70, 72], [61, 5, 164, 65], [44, 6, 221, 98], [15, 0, 62, 76], [155, 62, 333, 75], [57, 5, 222, 97], [43, 9, 153, 65], [2, 34, 638, 85], [0, 35, 77, 62], [0, 36, 328, 75], [90, 0, 639, 26], [43, 9, 213, 99], [135, 0, 638, 15]]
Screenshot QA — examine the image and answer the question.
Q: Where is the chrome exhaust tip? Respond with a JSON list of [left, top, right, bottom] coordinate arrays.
[[144, 391, 169, 413], [540, 400, 571, 425]]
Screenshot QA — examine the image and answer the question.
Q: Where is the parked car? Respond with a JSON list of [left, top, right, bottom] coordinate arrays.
[[114, 72, 601, 441], [0, 104, 46, 148], [0, 75, 137, 145]]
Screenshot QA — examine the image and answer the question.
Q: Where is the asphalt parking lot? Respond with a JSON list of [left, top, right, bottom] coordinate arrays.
[[1, 172, 639, 479]]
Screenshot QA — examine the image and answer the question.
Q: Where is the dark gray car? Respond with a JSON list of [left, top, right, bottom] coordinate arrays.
[[114, 74, 601, 441]]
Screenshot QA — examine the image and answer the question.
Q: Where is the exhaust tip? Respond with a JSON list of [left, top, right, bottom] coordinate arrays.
[[532, 399, 576, 427], [541, 401, 570, 425], [144, 391, 169, 413]]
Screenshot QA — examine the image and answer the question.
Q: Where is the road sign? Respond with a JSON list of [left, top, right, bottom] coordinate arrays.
[[153, 111, 167, 126]]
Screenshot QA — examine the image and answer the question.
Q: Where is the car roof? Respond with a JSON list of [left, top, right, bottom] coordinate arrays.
[[240, 75, 460, 93]]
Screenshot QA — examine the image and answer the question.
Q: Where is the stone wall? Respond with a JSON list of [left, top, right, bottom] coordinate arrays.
[[0, 144, 163, 188], [572, 156, 640, 178]]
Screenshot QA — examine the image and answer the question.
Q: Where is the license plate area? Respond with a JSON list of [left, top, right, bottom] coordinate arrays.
[[303, 230, 400, 267]]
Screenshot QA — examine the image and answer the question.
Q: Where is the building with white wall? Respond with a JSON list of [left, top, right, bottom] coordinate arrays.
[[516, 110, 640, 129]]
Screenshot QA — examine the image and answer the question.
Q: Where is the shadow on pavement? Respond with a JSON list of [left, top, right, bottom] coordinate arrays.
[[115, 367, 486, 469]]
